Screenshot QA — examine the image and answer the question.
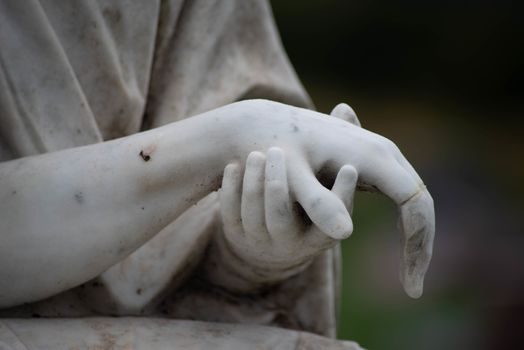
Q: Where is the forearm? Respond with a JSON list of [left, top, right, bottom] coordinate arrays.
[[0, 104, 240, 307]]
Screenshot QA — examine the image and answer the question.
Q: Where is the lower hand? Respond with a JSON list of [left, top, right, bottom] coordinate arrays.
[[217, 147, 358, 283]]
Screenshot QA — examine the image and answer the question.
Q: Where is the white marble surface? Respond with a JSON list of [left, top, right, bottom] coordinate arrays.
[[0, 1, 434, 348], [0, 318, 363, 350]]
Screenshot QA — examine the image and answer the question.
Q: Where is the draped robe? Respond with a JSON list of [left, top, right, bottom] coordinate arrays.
[[0, 1, 352, 348]]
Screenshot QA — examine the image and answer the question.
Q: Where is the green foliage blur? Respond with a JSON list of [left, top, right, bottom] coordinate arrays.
[[271, 1, 524, 348]]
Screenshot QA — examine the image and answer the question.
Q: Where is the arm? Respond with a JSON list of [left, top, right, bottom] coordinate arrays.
[[0, 100, 434, 308], [0, 103, 237, 307]]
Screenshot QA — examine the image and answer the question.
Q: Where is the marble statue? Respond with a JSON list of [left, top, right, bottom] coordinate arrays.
[[0, 0, 434, 349]]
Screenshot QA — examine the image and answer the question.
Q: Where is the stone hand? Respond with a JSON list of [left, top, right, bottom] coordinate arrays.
[[218, 147, 358, 283], [220, 100, 435, 298]]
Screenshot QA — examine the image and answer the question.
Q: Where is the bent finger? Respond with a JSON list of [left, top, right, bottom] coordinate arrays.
[[288, 158, 353, 240], [349, 147, 435, 298]]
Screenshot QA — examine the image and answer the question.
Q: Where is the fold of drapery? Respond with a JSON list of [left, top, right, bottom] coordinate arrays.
[[0, 0, 103, 158], [144, 0, 312, 129], [0, 0, 341, 339], [0, 0, 310, 161]]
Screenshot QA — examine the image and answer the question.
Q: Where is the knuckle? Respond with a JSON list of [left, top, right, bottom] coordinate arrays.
[[368, 136, 398, 158], [366, 138, 387, 156], [383, 138, 398, 152]]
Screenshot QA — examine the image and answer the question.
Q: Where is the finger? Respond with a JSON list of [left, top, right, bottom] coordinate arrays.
[[331, 165, 358, 213], [357, 150, 422, 203], [288, 157, 353, 240], [264, 147, 299, 236], [399, 188, 435, 299], [351, 154, 434, 298], [306, 165, 359, 248], [241, 151, 268, 238], [330, 103, 361, 127], [219, 163, 243, 236]]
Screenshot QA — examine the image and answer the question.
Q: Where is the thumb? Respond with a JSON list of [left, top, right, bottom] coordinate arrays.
[[288, 158, 353, 240], [398, 188, 435, 298]]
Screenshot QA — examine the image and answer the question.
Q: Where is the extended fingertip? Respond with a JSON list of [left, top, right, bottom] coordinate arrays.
[[402, 276, 424, 299]]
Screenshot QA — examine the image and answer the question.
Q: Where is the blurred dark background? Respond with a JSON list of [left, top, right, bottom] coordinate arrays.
[[270, 1, 524, 348]]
